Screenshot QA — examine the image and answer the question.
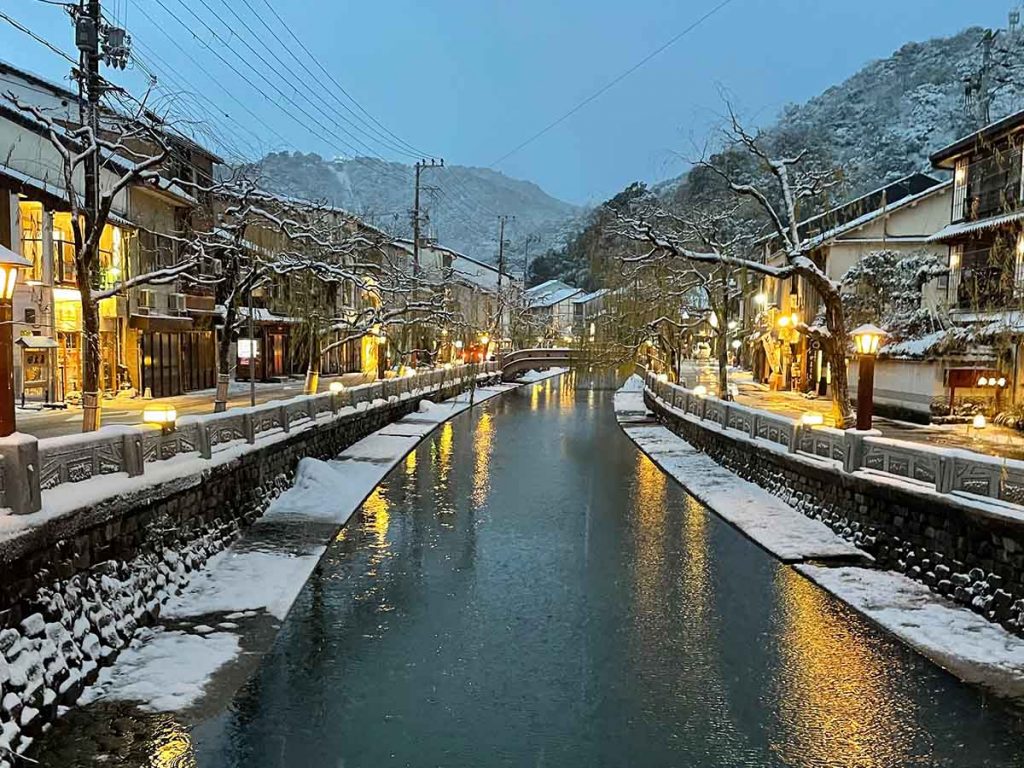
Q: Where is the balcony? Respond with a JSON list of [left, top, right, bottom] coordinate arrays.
[[951, 264, 1016, 310]]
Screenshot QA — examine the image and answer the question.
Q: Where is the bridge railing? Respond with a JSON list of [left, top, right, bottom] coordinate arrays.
[[0, 362, 501, 515], [642, 371, 1024, 510]]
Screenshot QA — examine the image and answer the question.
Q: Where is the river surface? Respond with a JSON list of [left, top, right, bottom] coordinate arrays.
[[34, 375, 1024, 766]]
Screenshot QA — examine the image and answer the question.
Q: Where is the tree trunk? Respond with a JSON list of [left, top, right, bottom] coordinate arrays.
[[823, 294, 853, 428], [81, 298, 102, 432], [717, 333, 730, 400], [215, 303, 236, 413], [304, 327, 321, 395]]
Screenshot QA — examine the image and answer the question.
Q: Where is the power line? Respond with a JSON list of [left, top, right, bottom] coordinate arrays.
[[490, 0, 738, 168], [256, 0, 434, 160], [0, 9, 78, 66], [225, 0, 424, 160]]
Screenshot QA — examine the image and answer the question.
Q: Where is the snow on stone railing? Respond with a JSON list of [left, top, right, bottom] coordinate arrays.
[[643, 372, 1024, 510], [0, 362, 500, 516]]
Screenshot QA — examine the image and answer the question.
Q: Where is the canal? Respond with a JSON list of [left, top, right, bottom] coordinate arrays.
[[35, 375, 1024, 766]]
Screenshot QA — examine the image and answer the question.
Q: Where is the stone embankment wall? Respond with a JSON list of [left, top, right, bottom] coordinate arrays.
[[645, 391, 1024, 639], [0, 377, 495, 762]]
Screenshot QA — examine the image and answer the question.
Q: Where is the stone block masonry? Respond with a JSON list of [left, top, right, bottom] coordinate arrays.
[[0, 374, 497, 761], [644, 389, 1024, 642]]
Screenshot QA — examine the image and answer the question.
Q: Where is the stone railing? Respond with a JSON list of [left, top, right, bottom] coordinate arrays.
[[645, 372, 1024, 510], [1, 363, 499, 515]]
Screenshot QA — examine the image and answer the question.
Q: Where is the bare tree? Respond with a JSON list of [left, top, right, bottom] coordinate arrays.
[[2, 88, 200, 431], [616, 108, 853, 424]]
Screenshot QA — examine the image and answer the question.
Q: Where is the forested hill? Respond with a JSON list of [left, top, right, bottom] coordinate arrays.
[[533, 25, 1024, 287], [255, 152, 583, 266]]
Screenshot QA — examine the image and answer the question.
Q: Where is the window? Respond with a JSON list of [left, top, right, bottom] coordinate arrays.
[[18, 201, 45, 282]]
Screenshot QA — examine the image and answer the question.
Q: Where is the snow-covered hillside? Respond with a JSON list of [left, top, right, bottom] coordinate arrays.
[[255, 152, 583, 266]]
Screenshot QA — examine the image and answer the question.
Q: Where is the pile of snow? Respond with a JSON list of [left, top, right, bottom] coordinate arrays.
[[619, 374, 645, 392], [417, 398, 435, 413]]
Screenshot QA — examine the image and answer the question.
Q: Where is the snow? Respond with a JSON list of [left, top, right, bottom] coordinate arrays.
[[81, 380, 523, 714], [798, 565, 1024, 699], [81, 629, 240, 713], [519, 367, 568, 383], [617, 410, 869, 563], [614, 387, 867, 562]]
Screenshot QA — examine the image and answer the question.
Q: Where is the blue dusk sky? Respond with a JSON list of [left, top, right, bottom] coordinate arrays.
[[0, 0, 1014, 204]]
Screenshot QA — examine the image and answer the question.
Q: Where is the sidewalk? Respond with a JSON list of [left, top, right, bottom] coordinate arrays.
[[14, 372, 374, 440], [676, 362, 1024, 462]]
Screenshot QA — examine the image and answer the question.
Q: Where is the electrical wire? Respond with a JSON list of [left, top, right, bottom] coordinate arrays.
[[490, 0, 738, 168]]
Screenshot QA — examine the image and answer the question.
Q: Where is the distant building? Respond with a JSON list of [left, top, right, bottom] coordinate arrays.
[[523, 279, 582, 343]]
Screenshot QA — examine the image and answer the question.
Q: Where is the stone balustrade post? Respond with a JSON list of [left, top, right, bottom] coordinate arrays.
[[242, 413, 256, 444], [749, 414, 759, 440], [843, 429, 876, 473], [195, 421, 212, 459], [279, 404, 290, 433], [0, 433, 41, 515], [936, 455, 955, 494], [122, 428, 145, 477]]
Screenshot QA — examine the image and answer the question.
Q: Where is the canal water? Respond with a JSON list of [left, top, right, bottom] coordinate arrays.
[[35, 375, 1024, 766]]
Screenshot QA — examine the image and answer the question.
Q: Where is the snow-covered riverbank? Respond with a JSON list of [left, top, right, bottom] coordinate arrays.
[[614, 376, 1024, 700], [79, 369, 567, 717]]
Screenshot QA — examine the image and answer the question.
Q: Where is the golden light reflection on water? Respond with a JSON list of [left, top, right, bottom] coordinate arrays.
[[363, 486, 391, 549], [405, 450, 416, 475], [772, 568, 918, 767], [471, 411, 494, 507], [680, 495, 709, 619], [434, 421, 453, 484], [632, 452, 667, 618], [530, 383, 540, 411], [149, 721, 195, 768]]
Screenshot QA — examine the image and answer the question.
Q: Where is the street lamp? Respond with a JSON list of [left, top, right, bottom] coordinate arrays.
[[0, 245, 30, 437], [852, 323, 886, 431], [143, 404, 177, 435]]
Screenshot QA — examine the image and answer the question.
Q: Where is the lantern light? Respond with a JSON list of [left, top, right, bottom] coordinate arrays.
[[731, 339, 741, 350], [693, 384, 708, 398], [973, 413, 987, 430], [454, 340, 464, 349], [329, 381, 345, 394], [851, 323, 886, 356], [999, 377, 1007, 387], [0, 245, 30, 301], [143, 404, 177, 433], [727, 320, 738, 331], [778, 316, 789, 328], [801, 412, 825, 427], [978, 377, 989, 387], [754, 293, 767, 306], [480, 334, 490, 346]]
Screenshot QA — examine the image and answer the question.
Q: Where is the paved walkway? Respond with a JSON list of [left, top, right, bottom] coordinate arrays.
[[677, 362, 1024, 462], [14, 373, 374, 439]]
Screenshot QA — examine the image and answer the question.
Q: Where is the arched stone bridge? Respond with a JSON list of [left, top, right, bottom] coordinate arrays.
[[500, 348, 579, 381]]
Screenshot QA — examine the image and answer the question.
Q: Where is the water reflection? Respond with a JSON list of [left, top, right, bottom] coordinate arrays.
[[471, 411, 494, 508], [772, 568, 919, 767], [31, 381, 1024, 768], [150, 722, 195, 768]]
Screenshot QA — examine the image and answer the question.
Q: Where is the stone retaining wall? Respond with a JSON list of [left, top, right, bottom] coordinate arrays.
[[645, 390, 1024, 638], [0, 377, 495, 761]]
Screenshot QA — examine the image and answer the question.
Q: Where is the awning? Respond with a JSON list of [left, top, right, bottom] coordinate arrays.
[[129, 313, 194, 332], [927, 209, 1024, 242], [15, 335, 57, 349]]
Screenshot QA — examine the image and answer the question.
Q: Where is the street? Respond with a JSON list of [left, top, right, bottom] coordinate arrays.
[[14, 373, 372, 439]]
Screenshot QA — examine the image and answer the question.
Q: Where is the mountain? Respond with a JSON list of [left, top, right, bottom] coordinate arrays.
[[665, 26, 1024, 201], [255, 152, 584, 268], [541, 24, 1024, 287]]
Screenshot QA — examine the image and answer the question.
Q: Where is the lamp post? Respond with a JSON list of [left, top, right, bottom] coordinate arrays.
[[852, 323, 886, 431], [0, 246, 30, 437]]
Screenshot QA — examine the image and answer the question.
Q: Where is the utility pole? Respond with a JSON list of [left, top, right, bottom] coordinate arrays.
[[78, 1, 102, 268], [496, 215, 514, 289], [412, 159, 443, 275]]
